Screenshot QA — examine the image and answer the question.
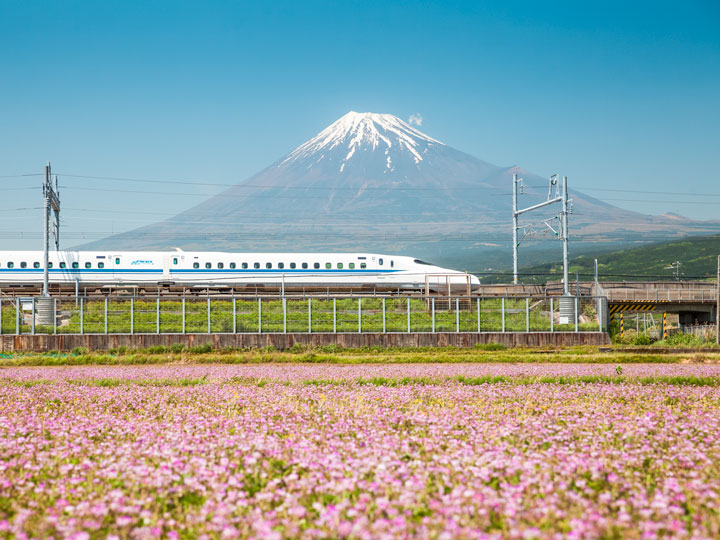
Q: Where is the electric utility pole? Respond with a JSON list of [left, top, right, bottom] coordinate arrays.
[[42, 162, 61, 297], [666, 261, 681, 281]]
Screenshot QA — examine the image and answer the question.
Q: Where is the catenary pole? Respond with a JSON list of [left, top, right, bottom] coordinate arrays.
[[513, 174, 563, 287], [562, 175, 570, 296], [43, 163, 51, 296], [512, 173, 518, 284]]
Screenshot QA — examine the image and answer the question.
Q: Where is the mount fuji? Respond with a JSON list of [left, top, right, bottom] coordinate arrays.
[[81, 112, 720, 269]]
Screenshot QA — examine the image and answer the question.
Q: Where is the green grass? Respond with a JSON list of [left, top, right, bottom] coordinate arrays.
[[1, 345, 719, 366], [4, 374, 719, 387], [299, 375, 720, 387], [2, 297, 604, 335]]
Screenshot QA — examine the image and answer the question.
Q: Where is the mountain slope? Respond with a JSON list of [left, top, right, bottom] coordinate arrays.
[[502, 234, 720, 284], [79, 111, 720, 264]]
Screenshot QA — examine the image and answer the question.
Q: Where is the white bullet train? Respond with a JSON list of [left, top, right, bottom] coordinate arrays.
[[0, 250, 479, 290]]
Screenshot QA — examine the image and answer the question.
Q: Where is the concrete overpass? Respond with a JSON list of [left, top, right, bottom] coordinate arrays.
[[475, 280, 718, 325], [593, 281, 716, 325]]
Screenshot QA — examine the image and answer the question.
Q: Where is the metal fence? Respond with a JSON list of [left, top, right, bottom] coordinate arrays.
[[0, 295, 609, 335], [679, 324, 717, 341]]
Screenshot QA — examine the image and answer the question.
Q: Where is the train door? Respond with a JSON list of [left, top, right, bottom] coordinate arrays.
[[162, 256, 171, 279]]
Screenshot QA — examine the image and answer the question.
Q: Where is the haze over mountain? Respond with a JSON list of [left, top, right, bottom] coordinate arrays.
[[81, 112, 720, 269]]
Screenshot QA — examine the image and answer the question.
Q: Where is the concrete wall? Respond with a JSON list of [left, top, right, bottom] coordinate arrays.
[[1, 332, 610, 352]]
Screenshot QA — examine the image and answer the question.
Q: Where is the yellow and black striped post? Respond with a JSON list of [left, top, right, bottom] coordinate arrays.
[[620, 312, 624, 338], [609, 303, 655, 316], [663, 312, 668, 340]]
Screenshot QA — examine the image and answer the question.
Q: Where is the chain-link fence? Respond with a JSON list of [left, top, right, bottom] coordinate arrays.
[[0, 295, 609, 335]]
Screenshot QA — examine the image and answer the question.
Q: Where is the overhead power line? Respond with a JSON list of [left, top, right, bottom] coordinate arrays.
[[56, 173, 509, 192], [7, 170, 720, 199], [60, 185, 510, 200], [53, 172, 720, 198]]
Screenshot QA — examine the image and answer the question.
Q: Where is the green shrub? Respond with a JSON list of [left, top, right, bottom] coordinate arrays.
[[662, 333, 706, 347], [473, 343, 507, 351], [188, 344, 212, 354], [633, 334, 653, 345]]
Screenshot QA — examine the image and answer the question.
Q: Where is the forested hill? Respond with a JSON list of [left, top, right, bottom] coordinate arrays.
[[501, 235, 720, 284]]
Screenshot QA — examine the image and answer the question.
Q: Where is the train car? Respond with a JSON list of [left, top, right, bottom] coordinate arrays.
[[0, 250, 479, 291]]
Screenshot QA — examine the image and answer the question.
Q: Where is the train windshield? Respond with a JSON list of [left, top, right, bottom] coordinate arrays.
[[413, 259, 434, 266]]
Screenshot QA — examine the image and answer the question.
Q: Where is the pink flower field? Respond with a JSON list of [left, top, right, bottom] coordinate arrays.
[[1, 365, 719, 539]]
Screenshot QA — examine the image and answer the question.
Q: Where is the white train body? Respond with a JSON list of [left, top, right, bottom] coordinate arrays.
[[0, 250, 479, 290]]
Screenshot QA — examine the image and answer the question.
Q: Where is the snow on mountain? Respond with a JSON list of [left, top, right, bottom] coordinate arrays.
[[282, 111, 443, 171]]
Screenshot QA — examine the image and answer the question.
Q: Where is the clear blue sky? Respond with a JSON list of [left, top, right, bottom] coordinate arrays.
[[0, 0, 718, 249]]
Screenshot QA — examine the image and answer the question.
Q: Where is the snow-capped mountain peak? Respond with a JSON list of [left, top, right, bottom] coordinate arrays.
[[282, 111, 444, 171]]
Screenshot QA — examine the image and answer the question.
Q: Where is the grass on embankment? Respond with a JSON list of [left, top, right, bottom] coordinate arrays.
[[1, 343, 720, 366]]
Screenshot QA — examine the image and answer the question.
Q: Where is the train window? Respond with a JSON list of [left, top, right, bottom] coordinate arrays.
[[360, 263, 367, 269], [85, 262, 92, 268], [115, 258, 120, 264], [413, 259, 433, 265], [379, 258, 384, 266], [33, 262, 40, 269], [325, 263, 331, 269], [218, 262, 224, 269], [7, 262, 13, 268], [72, 262, 79, 269], [173, 258, 178, 265], [205, 262, 212, 269], [314, 262, 320, 269], [349, 263, 355, 269], [229, 263, 236, 269], [98, 262, 104, 269], [278, 262, 284, 269], [193, 262, 199, 269], [254, 263, 260, 269], [390, 260, 394, 268], [60, 262, 66, 269], [242, 263, 248, 269], [266, 262, 272, 269], [48, 262, 53, 269], [337, 263, 343, 269], [302, 263, 308, 269], [20, 262, 27, 268], [290, 262, 296, 269]]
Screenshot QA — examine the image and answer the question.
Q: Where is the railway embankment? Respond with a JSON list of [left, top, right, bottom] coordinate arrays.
[[1, 331, 610, 352]]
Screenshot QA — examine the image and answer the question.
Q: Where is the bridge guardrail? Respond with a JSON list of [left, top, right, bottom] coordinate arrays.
[[605, 290, 715, 303]]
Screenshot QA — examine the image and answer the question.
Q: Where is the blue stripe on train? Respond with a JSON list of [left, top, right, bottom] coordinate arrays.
[[0, 269, 400, 274]]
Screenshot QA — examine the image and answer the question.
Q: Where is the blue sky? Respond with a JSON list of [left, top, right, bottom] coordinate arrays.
[[0, 0, 718, 249]]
